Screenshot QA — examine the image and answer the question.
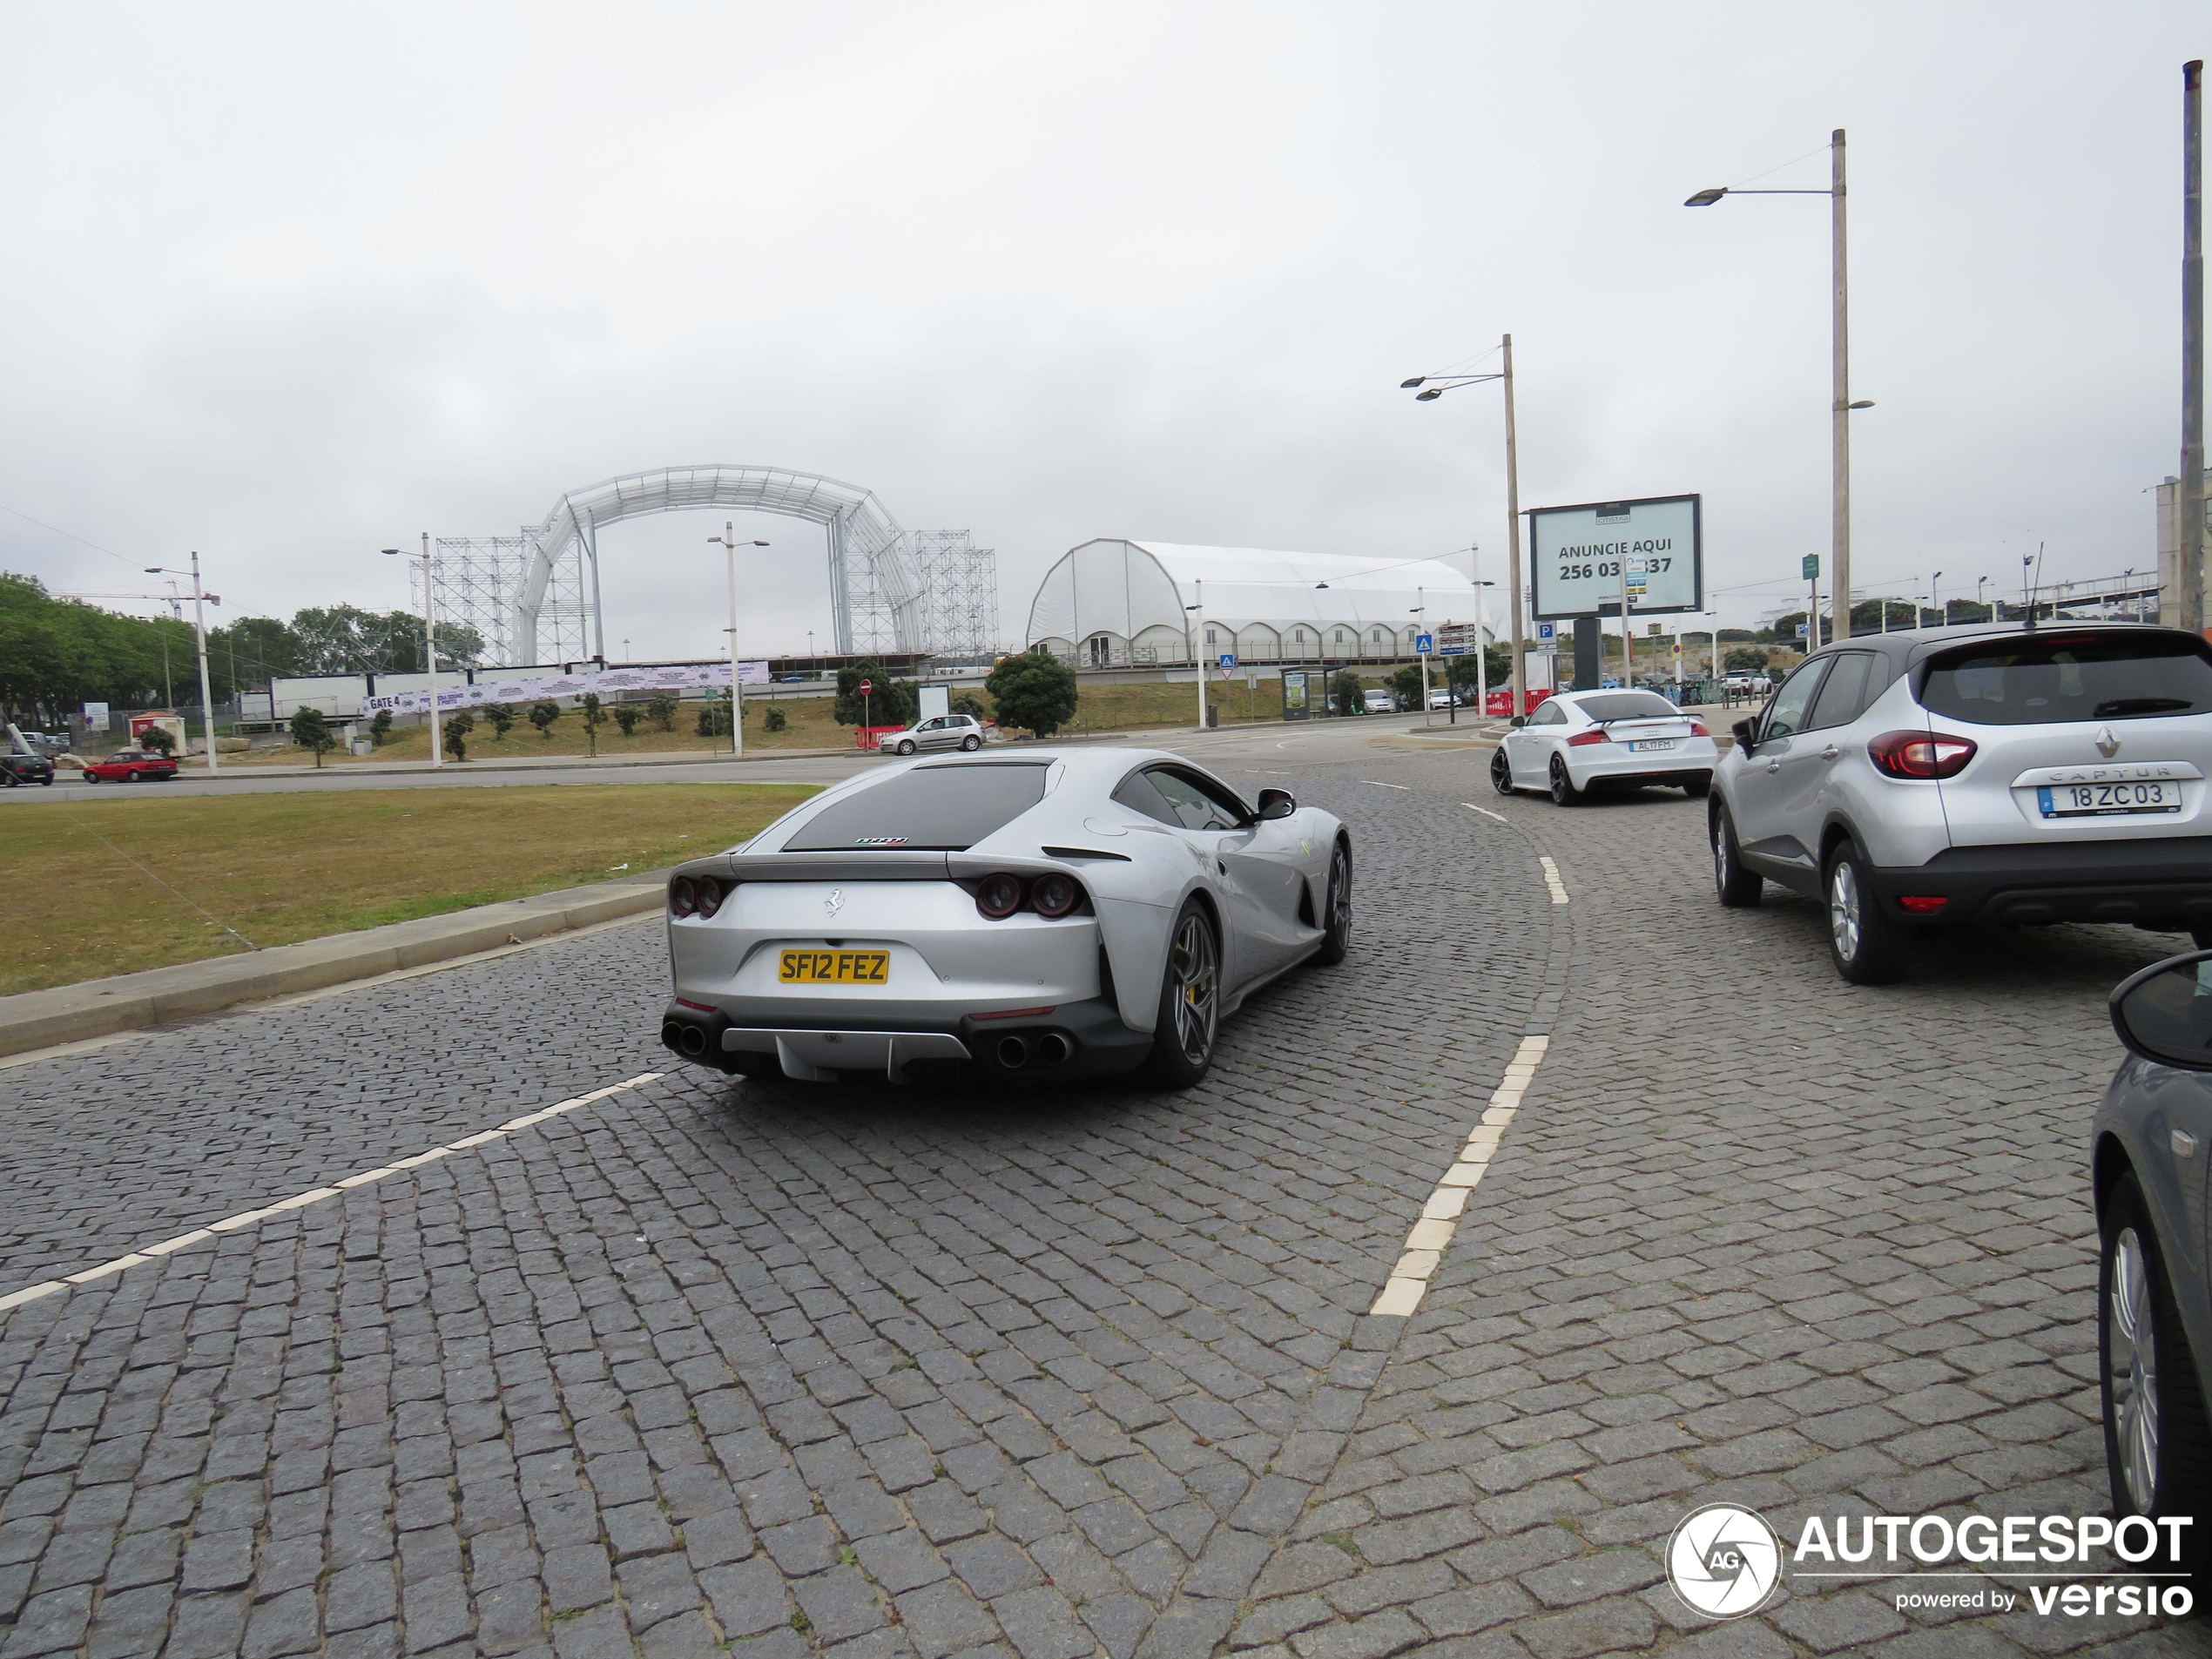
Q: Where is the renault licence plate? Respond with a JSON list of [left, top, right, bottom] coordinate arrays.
[[2036, 781, 2182, 818], [779, 949, 891, 983]]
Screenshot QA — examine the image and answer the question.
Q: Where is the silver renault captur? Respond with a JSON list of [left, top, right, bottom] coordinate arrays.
[[1710, 624, 2212, 984]]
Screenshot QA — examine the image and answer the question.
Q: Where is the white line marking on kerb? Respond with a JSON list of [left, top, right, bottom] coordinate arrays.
[[1360, 780, 1410, 790], [1461, 803, 1507, 823], [1538, 856, 1569, 904], [0, 1071, 666, 1316], [1370, 1035, 1549, 1318]]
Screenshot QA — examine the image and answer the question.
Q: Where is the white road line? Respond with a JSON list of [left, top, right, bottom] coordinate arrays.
[[0, 1070, 666, 1316], [1360, 780, 1410, 790], [1461, 803, 1507, 823], [1369, 1034, 1550, 1318], [1538, 856, 1570, 904]]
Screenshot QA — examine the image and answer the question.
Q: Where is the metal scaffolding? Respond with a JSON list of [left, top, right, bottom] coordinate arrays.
[[909, 531, 1000, 657], [415, 537, 593, 669]]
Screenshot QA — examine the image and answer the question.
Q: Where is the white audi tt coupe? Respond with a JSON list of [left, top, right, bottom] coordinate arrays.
[[658, 748, 1352, 1087]]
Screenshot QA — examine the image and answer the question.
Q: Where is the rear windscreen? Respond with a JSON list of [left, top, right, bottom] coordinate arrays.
[[782, 764, 1049, 851], [1919, 634, 2212, 726], [1576, 692, 1679, 721]]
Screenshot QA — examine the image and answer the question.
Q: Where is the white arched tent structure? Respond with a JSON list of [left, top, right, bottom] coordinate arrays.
[[1024, 540, 1485, 668], [514, 465, 921, 664]]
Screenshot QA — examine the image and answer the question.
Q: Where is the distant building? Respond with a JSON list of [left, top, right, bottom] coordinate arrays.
[[1024, 539, 1487, 667]]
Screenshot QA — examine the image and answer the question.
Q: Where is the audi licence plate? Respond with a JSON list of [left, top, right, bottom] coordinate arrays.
[[779, 949, 891, 983], [1629, 738, 1676, 752], [2036, 781, 2183, 818]]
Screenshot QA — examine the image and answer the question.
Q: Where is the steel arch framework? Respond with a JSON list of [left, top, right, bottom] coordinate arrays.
[[515, 465, 921, 663]]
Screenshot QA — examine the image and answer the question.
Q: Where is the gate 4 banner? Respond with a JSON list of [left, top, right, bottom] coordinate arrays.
[[363, 661, 767, 718]]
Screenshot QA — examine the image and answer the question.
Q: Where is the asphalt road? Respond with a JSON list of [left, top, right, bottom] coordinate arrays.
[[0, 716, 1469, 803], [3, 718, 2202, 1658]]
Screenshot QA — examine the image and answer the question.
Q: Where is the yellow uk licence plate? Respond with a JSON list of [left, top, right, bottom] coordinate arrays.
[[779, 948, 890, 984]]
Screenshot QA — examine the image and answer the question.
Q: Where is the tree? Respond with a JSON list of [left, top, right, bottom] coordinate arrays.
[[833, 659, 918, 728], [580, 692, 604, 758], [1389, 664, 1426, 710], [442, 711, 475, 761], [1329, 669, 1366, 716], [984, 650, 1078, 738], [951, 692, 988, 718], [289, 706, 334, 768], [140, 725, 178, 757], [1724, 646, 1771, 673], [368, 710, 393, 747], [613, 705, 639, 738], [529, 700, 561, 739], [647, 691, 678, 732], [483, 703, 516, 740]]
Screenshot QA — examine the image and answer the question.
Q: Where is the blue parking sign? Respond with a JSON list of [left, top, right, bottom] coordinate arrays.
[[1536, 622, 1555, 641]]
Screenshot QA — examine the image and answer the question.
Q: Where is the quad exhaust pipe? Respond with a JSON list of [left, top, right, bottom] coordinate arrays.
[[994, 1031, 1073, 1070]]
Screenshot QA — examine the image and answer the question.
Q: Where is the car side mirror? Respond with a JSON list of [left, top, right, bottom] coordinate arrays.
[[2111, 950, 2212, 1072], [1732, 718, 1757, 756], [1508, 715, 1527, 729], [1255, 787, 1297, 819]]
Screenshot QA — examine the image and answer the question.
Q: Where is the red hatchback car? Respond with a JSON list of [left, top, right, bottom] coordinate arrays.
[[79, 748, 179, 783]]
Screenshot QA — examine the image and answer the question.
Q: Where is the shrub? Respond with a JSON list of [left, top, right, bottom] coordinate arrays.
[[442, 711, 475, 761], [951, 692, 988, 718], [1329, 669, 1366, 716], [763, 705, 787, 732], [483, 703, 516, 740], [833, 660, 917, 727], [647, 691, 678, 732], [1389, 663, 1426, 709], [368, 710, 393, 747], [696, 693, 732, 738], [287, 707, 333, 767], [529, 700, 561, 739], [1724, 646, 1770, 673], [613, 705, 639, 738], [580, 692, 604, 758], [140, 725, 178, 757], [983, 650, 1078, 738]]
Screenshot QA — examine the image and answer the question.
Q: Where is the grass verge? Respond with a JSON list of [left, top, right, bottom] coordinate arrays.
[[0, 782, 818, 995]]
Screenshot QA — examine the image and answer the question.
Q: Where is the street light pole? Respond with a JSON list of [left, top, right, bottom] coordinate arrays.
[[2182, 61, 2204, 637], [1831, 128, 1853, 639], [145, 556, 221, 772], [423, 533, 441, 767], [1686, 133, 1869, 641], [1400, 334, 1527, 717], [707, 525, 771, 759], [1186, 579, 1207, 732]]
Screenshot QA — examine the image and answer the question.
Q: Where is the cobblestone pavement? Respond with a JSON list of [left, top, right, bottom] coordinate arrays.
[[3, 741, 2209, 1657]]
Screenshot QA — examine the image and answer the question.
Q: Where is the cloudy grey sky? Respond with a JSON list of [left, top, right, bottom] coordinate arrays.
[[0, 2, 2203, 659]]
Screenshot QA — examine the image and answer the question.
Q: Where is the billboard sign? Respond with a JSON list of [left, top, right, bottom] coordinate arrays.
[[1281, 668, 1312, 721], [1528, 494, 1702, 619]]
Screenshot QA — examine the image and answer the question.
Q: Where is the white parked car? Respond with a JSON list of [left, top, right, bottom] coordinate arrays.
[[1711, 624, 2212, 983], [1490, 690, 1718, 805], [658, 748, 1352, 1087], [1427, 689, 1457, 711], [877, 712, 986, 755]]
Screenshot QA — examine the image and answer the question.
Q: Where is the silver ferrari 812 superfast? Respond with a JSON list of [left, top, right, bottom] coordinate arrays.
[[657, 747, 1351, 1087]]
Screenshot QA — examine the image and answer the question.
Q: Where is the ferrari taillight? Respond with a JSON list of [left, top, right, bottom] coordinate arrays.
[[692, 878, 725, 919], [668, 877, 696, 918], [975, 873, 1024, 919]]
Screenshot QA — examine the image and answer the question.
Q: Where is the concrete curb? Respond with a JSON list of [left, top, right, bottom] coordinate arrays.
[[0, 874, 670, 1059]]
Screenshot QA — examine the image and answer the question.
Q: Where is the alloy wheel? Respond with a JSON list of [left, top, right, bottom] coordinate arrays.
[[1713, 816, 1730, 893], [1167, 912, 1218, 1065], [1490, 749, 1513, 795], [1829, 858, 1862, 962], [2110, 1225, 2161, 1510]]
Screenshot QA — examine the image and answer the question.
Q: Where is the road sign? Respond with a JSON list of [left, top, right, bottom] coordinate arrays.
[[1217, 653, 1236, 671], [1529, 494, 1703, 618], [1414, 633, 1433, 654], [1536, 621, 1555, 641], [1802, 555, 1819, 581], [859, 678, 873, 695]]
